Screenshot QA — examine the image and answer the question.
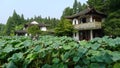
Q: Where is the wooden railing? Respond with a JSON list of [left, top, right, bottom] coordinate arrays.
[[74, 22, 102, 30]]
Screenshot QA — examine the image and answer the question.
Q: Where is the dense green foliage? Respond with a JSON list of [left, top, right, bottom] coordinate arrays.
[[0, 23, 5, 35], [3, 10, 59, 36], [61, 0, 87, 18], [87, 0, 120, 14], [87, 0, 109, 13], [103, 10, 120, 36], [55, 19, 74, 36], [0, 36, 120, 68], [4, 11, 26, 36], [27, 25, 41, 36], [108, 0, 120, 12]]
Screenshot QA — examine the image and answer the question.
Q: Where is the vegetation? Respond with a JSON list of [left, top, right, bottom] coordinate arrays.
[[103, 10, 120, 36], [0, 23, 5, 36], [2, 10, 59, 36], [4, 11, 26, 36], [0, 36, 120, 68], [27, 25, 41, 40], [27, 25, 41, 36], [87, 0, 110, 13], [55, 19, 74, 37], [61, 0, 87, 19]]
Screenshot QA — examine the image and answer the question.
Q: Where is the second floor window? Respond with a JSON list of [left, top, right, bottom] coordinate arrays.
[[74, 20, 76, 24], [82, 18, 86, 23]]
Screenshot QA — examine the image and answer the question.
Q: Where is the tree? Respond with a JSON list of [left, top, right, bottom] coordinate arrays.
[[12, 10, 22, 25], [108, 0, 120, 12], [87, 0, 110, 14], [77, 2, 82, 12], [4, 17, 15, 36], [27, 25, 41, 36], [73, 0, 78, 14], [82, 3, 87, 10], [0, 23, 5, 35], [61, 7, 73, 19], [103, 10, 120, 36], [27, 25, 41, 40], [55, 19, 74, 36], [73, 0, 83, 14], [21, 14, 26, 24], [4, 10, 26, 36]]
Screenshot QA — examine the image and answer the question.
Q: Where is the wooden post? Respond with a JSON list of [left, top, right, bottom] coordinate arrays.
[[90, 30, 93, 40], [90, 15, 93, 22]]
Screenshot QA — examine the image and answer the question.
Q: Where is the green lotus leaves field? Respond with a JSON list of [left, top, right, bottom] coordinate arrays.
[[0, 36, 120, 68]]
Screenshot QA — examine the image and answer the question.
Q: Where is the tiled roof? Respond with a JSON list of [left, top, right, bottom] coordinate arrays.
[[65, 8, 106, 19], [25, 21, 47, 27]]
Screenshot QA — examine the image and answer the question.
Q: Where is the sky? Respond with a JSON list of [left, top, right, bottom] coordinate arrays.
[[0, 0, 87, 24]]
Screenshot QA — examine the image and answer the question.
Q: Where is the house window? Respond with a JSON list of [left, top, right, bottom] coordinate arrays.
[[82, 18, 86, 23], [74, 20, 76, 25], [74, 32, 77, 37]]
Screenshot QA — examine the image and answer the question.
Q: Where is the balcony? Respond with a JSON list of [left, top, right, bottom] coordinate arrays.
[[74, 22, 102, 30]]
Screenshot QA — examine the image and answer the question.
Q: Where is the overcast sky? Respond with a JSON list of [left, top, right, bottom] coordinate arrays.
[[0, 0, 87, 24]]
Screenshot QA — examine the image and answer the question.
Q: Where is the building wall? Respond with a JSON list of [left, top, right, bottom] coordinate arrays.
[[72, 15, 104, 40], [73, 32, 79, 41], [41, 27, 47, 31], [73, 18, 79, 25]]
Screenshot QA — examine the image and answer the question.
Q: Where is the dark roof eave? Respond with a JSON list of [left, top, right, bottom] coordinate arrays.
[[15, 30, 27, 33], [25, 23, 47, 27], [65, 15, 79, 19], [65, 8, 106, 19]]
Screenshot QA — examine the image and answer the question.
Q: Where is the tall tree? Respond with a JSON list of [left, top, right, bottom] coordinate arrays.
[[12, 10, 21, 25], [4, 10, 26, 35], [73, 0, 78, 14], [102, 0, 120, 37], [82, 3, 87, 10], [0, 23, 5, 35], [61, 7, 73, 18], [87, 0, 109, 14], [108, 0, 120, 12], [77, 2, 82, 12], [103, 10, 120, 36], [21, 14, 26, 24], [4, 17, 15, 35]]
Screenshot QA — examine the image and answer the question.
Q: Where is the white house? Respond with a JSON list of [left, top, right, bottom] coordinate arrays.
[[66, 8, 106, 41], [15, 21, 47, 36]]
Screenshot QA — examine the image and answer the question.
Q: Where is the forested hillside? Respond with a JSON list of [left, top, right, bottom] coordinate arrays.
[[1, 11, 59, 36]]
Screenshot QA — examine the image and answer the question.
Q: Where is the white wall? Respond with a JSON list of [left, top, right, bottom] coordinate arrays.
[[102, 18, 105, 22], [73, 32, 79, 41], [73, 18, 79, 25], [41, 27, 47, 31], [90, 15, 93, 22], [25, 33, 28, 36]]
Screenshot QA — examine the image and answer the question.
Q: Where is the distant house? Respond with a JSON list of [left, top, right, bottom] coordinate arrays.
[[15, 21, 47, 36], [66, 8, 106, 40]]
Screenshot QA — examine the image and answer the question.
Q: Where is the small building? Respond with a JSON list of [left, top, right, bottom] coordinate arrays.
[[15, 21, 47, 36], [66, 8, 106, 40]]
